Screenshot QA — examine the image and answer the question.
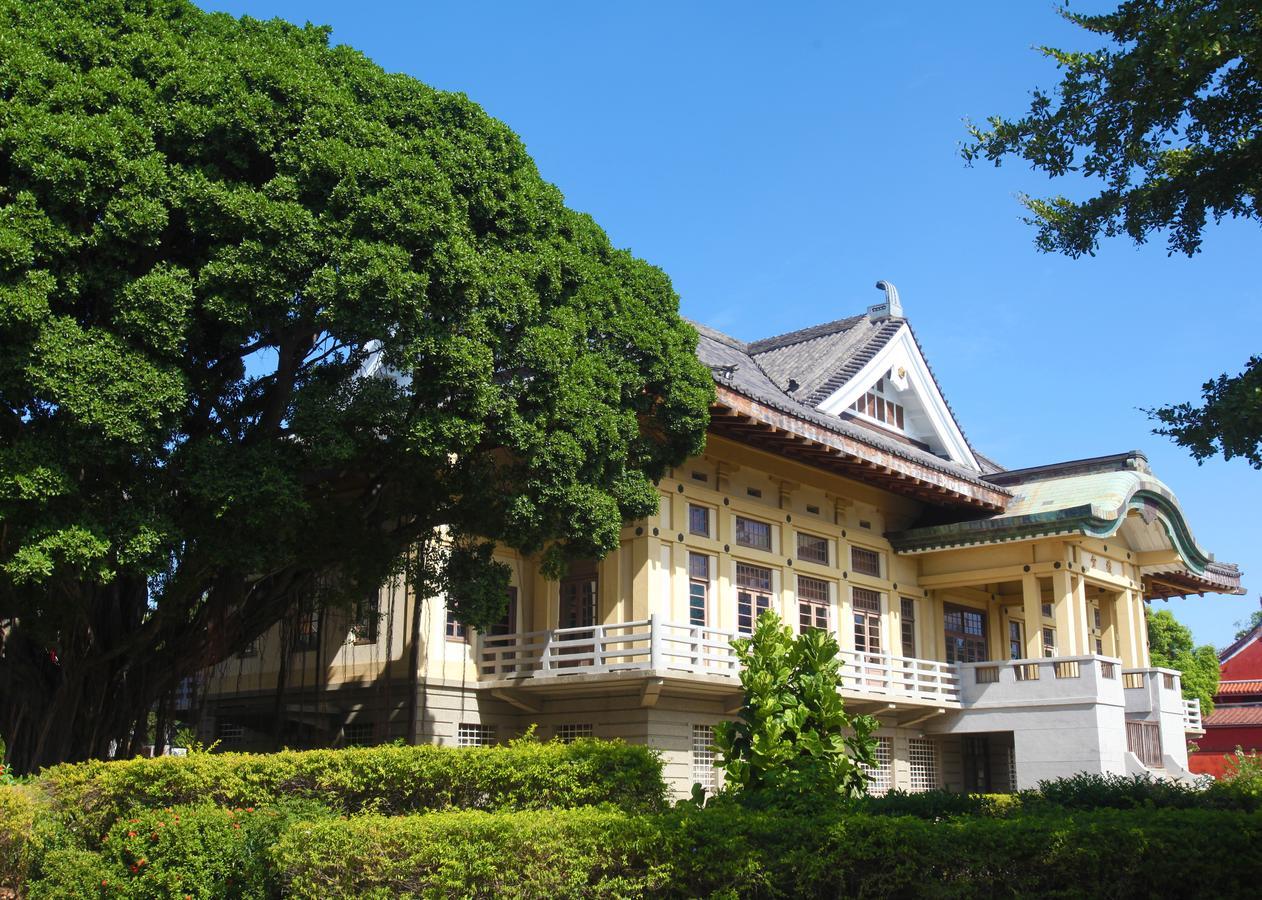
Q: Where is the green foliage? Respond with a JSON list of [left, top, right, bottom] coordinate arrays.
[[963, 0, 1262, 259], [36, 739, 666, 840], [24, 800, 329, 900], [273, 808, 662, 899], [851, 789, 1019, 820], [962, 1, 1262, 469], [0, 784, 40, 888], [0, 0, 712, 770], [1147, 608, 1221, 712], [271, 804, 1262, 898], [713, 613, 878, 807], [1219, 748, 1262, 803], [1148, 355, 1262, 469]]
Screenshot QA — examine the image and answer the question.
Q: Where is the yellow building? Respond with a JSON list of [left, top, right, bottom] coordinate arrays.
[[198, 283, 1243, 795]]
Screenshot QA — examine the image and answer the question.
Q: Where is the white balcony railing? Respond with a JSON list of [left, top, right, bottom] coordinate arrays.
[[477, 616, 959, 704], [1183, 697, 1203, 732]]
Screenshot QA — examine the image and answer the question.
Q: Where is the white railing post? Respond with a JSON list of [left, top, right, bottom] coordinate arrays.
[[648, 613, 662, 671], [540, 633, 553, 673]]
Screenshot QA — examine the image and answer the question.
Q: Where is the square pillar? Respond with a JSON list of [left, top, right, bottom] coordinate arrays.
[[1050, 569, 1077, 656], [1021, 574, 1043, 659]]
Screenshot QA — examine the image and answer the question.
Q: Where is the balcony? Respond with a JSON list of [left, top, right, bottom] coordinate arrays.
[[956, 656, 1125, 709], [476, 615, 959, 705]]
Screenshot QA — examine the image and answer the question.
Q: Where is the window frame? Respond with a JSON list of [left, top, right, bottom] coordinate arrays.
[[797, 575, 830, 633], [850, 545, 882, 578], [900, 597, 917, 658], [688, 503, 712, 538], [688, 553, 710, 627], [795, 531, 829, 565], [734, 515, 773, 552], [736, 562, 773, 634]]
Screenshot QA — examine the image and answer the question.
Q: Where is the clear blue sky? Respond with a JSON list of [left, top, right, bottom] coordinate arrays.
[[200, 0, 1261, 649]]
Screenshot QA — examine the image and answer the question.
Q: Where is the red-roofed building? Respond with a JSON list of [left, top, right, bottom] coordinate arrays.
[[1189, 609, 1262, 778]]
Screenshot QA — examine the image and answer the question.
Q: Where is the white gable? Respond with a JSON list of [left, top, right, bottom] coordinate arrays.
[[814, 325, 979, 471]]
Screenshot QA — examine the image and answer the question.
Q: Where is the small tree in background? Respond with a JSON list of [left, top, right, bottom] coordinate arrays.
[[1148, 608, 1220, 713], [712, 613, 878, 807]]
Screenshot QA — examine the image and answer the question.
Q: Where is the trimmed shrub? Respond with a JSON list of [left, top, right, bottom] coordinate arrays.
[[274, 808, 664, 898], [38, 738, 665, 840], [0, 783, 40, 888], [273, 804, 1262, 898], [24, 800, 333, 900]]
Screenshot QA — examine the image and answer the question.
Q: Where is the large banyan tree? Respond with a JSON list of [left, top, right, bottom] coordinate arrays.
[[0, 0, 712, 772]]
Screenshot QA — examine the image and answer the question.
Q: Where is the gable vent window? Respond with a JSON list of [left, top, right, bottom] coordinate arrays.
[[850, 378, 905, 431]]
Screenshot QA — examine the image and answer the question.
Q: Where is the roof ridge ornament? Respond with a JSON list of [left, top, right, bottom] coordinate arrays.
[[869, 280, 903, 322]]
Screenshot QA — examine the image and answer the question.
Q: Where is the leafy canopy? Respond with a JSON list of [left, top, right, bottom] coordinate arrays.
[[0, 0, 712, 768], [964, 0, 1262, 470], [963, 0, 1262, 258], [1148, 608, 1220, 712], [712, 613, 878, 807]]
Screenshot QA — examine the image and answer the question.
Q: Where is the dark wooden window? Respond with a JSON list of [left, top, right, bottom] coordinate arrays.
[[796, 532, 829, 564], [352, 592, 380, 644], [736, 563, 772, 634], [853, 587, 882, 656], [1008, 620, 1023, 660], [850, 546, 881, 577], [900, 597, 916, 658], [1042, 626, 1057, 657], [735, 516, 772, 550], [944, 603, 988, 664], [797, 575, 829, 632], [689, 553, 710, 627], [559, 575, 597, 629], [688, 504, 711, 537]]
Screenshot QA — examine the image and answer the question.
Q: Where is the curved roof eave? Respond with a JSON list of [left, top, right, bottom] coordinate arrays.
[[889, 475, 1216, 576]]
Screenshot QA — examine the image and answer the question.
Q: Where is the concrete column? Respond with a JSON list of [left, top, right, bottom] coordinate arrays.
[[987, 602, 1004, 662], [1021, 574, 1043, 659], [1134, 593, 1151, 667], [1112, 588, 1141, 668], [630, 536, 658, 623], [1050, 569, 1077, 656], [1070, 575, 1089, 655], [1099, 591, 1119, 657]]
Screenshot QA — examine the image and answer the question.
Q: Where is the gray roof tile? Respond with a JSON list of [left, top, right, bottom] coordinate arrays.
[[690, 319, 997, 487]]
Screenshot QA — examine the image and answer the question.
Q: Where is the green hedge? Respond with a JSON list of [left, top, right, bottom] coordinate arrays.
[[273, 804, 1262, 898], [37, 739, 666, 840], [26, 800, 330, 900], [0, 784, 40, 888], [855, 774, 1261, 819]]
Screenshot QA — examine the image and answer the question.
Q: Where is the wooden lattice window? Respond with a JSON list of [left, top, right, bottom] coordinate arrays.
[[735, 516, 772, 551], [850, 546, 882, 577], [796, 532, 829, 564]]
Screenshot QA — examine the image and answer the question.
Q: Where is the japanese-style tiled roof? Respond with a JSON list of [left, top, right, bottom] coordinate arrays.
[[692, 321, 997, 490], [1203, 705, 1262, 727], [1217, 680, 1262, 697], [886, 450, 1245, 596], [746, 315, 899, 407]]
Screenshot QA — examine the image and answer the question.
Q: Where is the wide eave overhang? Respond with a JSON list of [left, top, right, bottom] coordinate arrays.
[[710, 385, 1009, 512], [885, 452, 1245, 599]]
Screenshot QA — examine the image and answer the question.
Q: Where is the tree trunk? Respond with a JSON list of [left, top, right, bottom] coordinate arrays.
[[406, 557, 424, 745]]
